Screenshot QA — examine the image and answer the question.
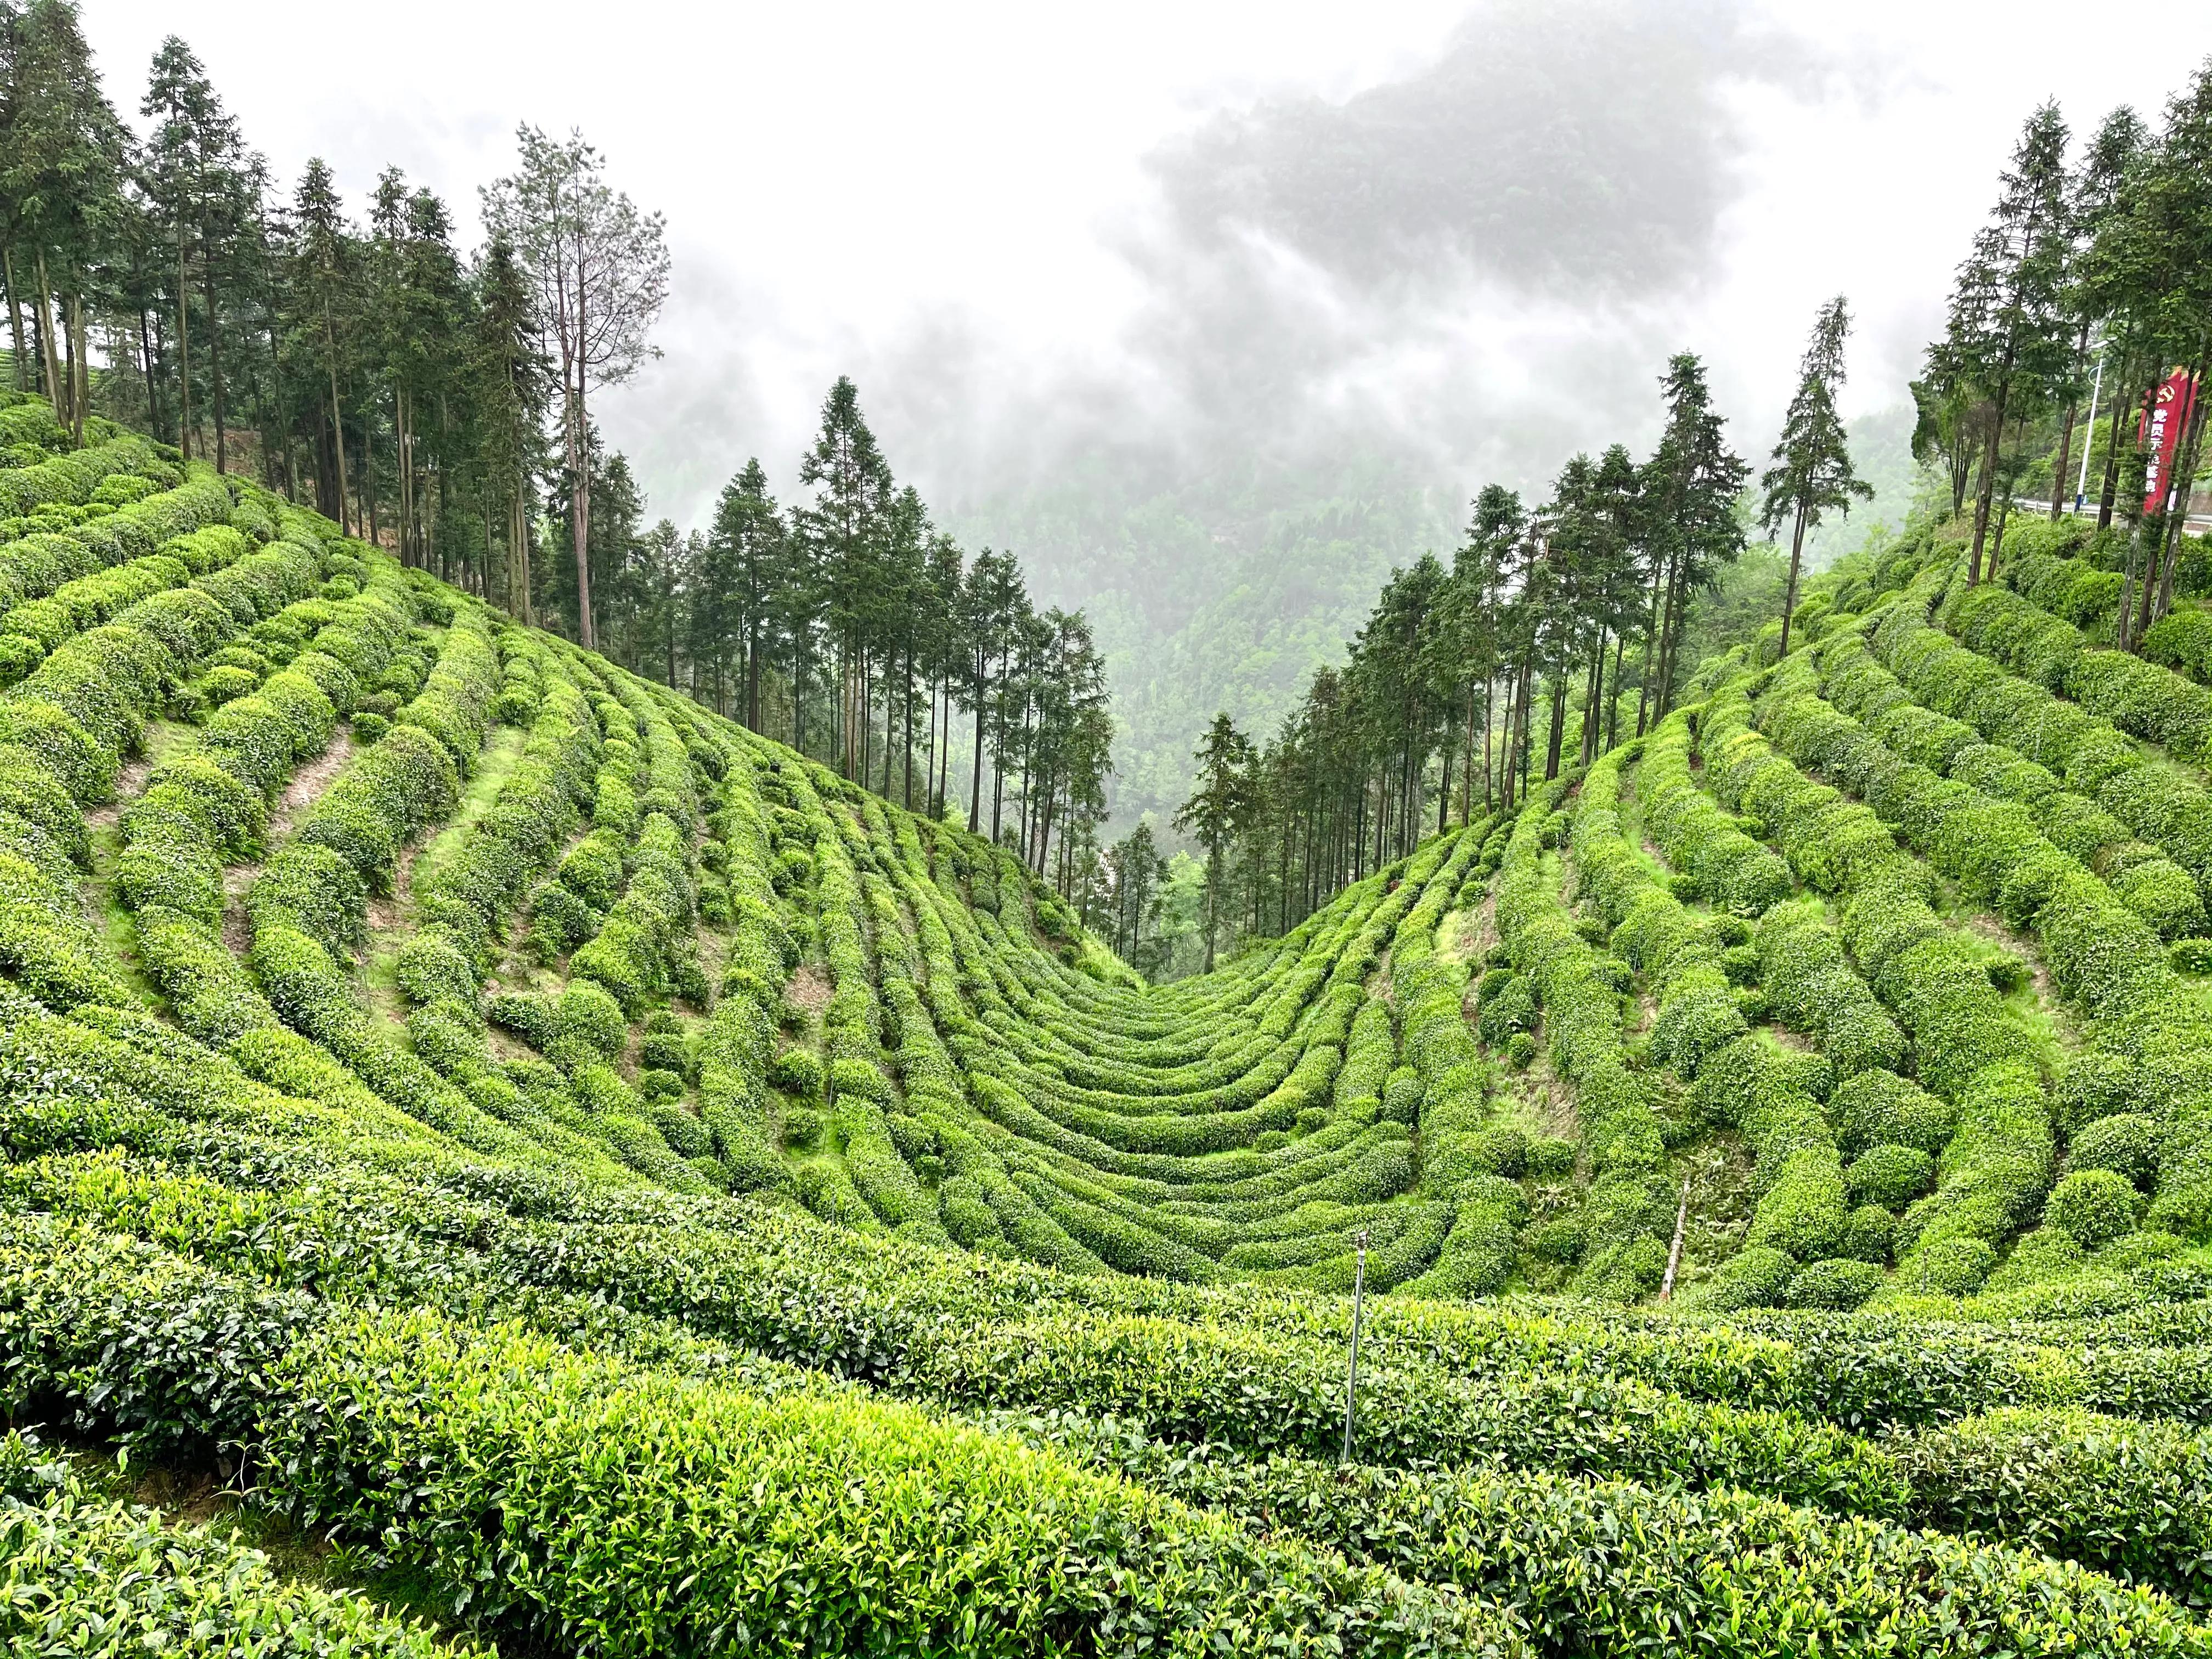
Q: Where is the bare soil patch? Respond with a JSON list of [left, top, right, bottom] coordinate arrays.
[[1958, 910, 2060, 1010], [266, 732, 355, 845], [84, 751, 159, 832], [220, 732, 358, 955], [1367, 949, 1395, 1005], [785, 963, 833, 1015]]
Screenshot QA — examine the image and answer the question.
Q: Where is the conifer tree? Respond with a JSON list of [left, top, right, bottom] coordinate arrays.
[[140, 36, 238, 460], [1175, 712, 1255, 974], [704, 459, 783, 730], [2098, 66, 2212, 645], [2051, 105, 2147, 522], [794, 375, 894, 776], [470, 232, 546, 622], [1938, 102, 2072, 585], [281, 158, 355, 524], [1638, 353, 1747, 728], [1762, 296, 1871, 657], [3, 0, 125, 445]]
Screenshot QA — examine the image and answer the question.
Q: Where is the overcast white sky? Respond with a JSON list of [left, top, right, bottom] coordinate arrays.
[[77, 0, 2212, 532]]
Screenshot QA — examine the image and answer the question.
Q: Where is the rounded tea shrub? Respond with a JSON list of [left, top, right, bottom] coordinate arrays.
[[1697, 1245, 1796, 1311], [2067, 1111, 2160, 1188], [2044, 1167, 2142, 1247], [1381, 1068, 1424, 1124], [766, 1047, 824, 1101], [1787, 1257, 1883, 1311], [2169, 936, 2212, 975], [1831, 1069, 1953, 1159], [1904, 1235, 1998, 1296], [1839, 1203, 1894, 1264], [780, 1105, 823, 1149], [1846, 1144, 1936, 1210], [1467, 1124, 1528, 1177], [1524, 1214, 1585, 1264], [1526, 1136, 1577, 1177]]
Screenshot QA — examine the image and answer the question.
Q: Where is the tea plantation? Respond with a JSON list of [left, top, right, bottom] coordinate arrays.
[[6, 391, 2212, 1655]]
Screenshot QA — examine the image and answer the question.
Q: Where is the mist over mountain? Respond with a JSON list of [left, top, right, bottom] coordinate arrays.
[[912, 0, 1813, 824]]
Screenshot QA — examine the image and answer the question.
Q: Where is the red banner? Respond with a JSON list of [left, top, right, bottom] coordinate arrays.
[[2141, 368, 2200, 516]]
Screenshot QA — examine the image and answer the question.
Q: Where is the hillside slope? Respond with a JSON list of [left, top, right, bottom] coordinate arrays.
[[7, 394, 2212, 1651]]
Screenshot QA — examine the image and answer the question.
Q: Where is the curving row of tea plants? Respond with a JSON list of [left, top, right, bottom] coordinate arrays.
[[5, 389, 2212, 1652]]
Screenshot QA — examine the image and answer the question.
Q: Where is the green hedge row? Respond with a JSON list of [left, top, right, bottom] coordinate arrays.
[[1020, 1413, 2212, 1658], [1754, 651, 2212, 1247], [1900, 1404, 2212, 1607], [1701, 677, 2046, 1296], [1755, 898, 1908, 1079], [1820, 626, 2205, 939], [1873, 588, 2212, 903], [0, 1451, 466, 1656], [1495, 774, 1673, 1300], [0, 1213, 1523, 1658], [1637, 711, 1793, 915], [1948, 576, 2212, 764]]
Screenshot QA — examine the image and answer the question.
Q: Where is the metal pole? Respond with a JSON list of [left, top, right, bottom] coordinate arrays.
[[1341, 1228, 1370, 1464], [2077, 347, 2106, 512]]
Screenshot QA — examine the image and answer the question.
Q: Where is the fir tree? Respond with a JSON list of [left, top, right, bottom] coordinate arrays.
[[1762, 296, 1871, 657]]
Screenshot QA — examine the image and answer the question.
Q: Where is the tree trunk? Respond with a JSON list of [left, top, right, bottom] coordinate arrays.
[[1544, 675, 1566, 781], [2119, 509, 2147, 654], [1966, 354, 2017, 586], [1605, 631, 1627, 752], [569, 351, 594, 650], [1481, 678, 1494, 812], [938, 677, 953, 819], [1656, 558, 1691, 721], [1579, 636, 1605, 768], [205, 253, 225, 472], [2097, 364, 2133, 531], [32, 255, 65, 430], [1517, 663, 1535, 800], [515, 484, 533, 627], [1203, 846, 1220, 973], [363, 400, 379, 549], [1438, 721, 1454, 835], [2050, 320, 2093, 522], [175, 223, 191, 459], [136, 307, 160, 436], [3, 247, 27, 393], [323, 301, 349, 532], [1639, 558, 1673, 734], [1778, 499, 1810, 658], [1498, 673, 1517, 811], [264, 317, 289, 496], [748, 618, 762, 731], [882, 647, 896, 799], [61, 289, 83, 447], [969, 656, 987, 835]]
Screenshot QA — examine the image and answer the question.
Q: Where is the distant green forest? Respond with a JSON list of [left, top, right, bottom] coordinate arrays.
[[967, 405, 1928, 837], [950, 450, 1459, 829]]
